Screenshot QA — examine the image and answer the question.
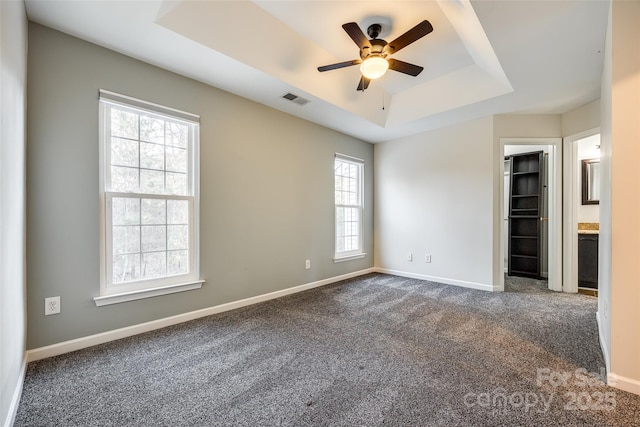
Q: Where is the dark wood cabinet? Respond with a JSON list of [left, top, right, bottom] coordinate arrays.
[[508, 151, 543, 278], [578, 234, 599, 289]]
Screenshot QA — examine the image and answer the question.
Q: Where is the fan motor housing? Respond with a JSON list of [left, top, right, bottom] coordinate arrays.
[[359, 23, 389, 60], [360, 39, 388, 60]]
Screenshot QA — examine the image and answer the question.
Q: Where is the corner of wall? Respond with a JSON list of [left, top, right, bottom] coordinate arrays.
[[608, 0, 640, 394], [2, 357, 27, 427], [561, 100, 601, 137], [0, 0, 28, 425]]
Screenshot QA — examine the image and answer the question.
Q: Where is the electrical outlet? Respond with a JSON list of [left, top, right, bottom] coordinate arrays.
[[45, 296, 60, 315], [305, 259, 311, 270], [407, 253, 413, 261], [425, 254, 432, 263]]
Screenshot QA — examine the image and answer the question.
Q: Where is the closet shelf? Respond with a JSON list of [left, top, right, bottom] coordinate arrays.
[[508, 150, 543, 279]]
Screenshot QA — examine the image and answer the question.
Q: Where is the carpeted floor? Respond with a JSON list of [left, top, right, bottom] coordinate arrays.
[[15, 273, 640, 426], [505, 273, 549, 293]]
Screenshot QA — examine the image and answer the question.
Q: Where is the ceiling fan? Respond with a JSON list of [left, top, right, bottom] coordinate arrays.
[[318, 20, 434, 91]]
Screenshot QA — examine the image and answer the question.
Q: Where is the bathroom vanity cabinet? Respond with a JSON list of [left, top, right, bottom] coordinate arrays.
[[578, 233, 598, 289]]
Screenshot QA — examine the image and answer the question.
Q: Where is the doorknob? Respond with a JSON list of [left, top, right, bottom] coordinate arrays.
[[540, 217, 549, 221]]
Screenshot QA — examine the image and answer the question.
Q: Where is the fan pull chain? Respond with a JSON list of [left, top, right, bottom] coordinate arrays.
[[382, 92, 385, 110]]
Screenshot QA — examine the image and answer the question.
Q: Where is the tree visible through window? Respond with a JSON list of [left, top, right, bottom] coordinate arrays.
[[99, 91, 200, 298], [335, 155, 364, 260]]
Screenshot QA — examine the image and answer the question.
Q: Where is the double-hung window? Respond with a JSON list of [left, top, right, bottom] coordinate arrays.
[[96, 90, 202, 305], [334, 154, 365, 262]]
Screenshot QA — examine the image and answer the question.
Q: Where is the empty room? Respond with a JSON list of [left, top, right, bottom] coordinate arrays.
[[2, 0, 640, 426]]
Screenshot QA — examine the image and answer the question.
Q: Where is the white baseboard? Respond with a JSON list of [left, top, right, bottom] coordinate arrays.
[[594, 312, 640, 397], [27, 267, 376, 362], [3, 356, 27, 427], [607, 373, 640, 396], [374, 268, 495, 292], [596, 311, 610, 374]]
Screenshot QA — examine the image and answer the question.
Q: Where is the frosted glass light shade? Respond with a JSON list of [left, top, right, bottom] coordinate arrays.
[[360, 57, 389, 79]]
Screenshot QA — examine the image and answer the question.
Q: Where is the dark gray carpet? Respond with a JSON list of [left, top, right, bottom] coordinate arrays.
[[505, 273, 549, 294], [15, 273, 640, 426]]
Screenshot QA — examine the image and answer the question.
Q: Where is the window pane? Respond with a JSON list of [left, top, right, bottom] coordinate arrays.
[[336, 208, 345, 237], [111, 166, 139, 193], [335, 158, 362, 255], [348, 236, 359, 251], [142, 252, 166, 279], [112, 197, 140, 226], [140, 141, 164, 171], [141, 225, 166, 252], [166, 172, 187, 195], [140, 169, 165, 194], [113, 253, 140, 283], [344, 207, 352, 222], [166, 146, 187, 173], [140, 115, 165, 144], [111, 109, 138, 139], [102, 98, 197, 291], [141, 199, 166, 225], [167, 200, 189, 224], [167, 225, 188, 250], [166, 122, 188, 148], [111, 137, 138, 167], [113, 225, 140, 255], [168, 250, 189, 276]]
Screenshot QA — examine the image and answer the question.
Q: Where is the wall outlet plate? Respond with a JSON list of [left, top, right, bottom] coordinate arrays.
[[407, 253, 413, 261], [425, 254, 432, 263], [305, 259, 311, 270], [45, 296, 60, 315]]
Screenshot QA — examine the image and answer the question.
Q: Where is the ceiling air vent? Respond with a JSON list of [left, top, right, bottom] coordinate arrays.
[[282, 92, 310, 106]]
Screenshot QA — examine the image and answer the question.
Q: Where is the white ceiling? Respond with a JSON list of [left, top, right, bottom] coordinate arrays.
[[24, 0, 609, 143]]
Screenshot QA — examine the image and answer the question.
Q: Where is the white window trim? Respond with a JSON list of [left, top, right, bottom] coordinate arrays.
[[334, 153, 365, 262], [94, 280, 204, 307], [333, 253, 367, 263], [96, 90, 202, 306]]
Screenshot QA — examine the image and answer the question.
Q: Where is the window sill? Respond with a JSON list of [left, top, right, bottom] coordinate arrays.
[[333, 253, 367, 263], [94, 280, 204, 306]]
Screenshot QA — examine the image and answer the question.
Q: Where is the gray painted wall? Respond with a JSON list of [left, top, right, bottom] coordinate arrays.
[[374, 117, 495, 290], [26, 23, 373, 349], [1, 1, 27, 423]]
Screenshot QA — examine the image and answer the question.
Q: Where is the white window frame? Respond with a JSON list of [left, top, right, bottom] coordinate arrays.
[[95, 90, 203, 306], [334, 153, 366, 262]]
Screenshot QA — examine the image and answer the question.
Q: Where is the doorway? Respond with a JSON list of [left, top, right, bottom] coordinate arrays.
[[563, 129, 600, 294], [499, 138, 562, 292], [505, 149, 547, 281]]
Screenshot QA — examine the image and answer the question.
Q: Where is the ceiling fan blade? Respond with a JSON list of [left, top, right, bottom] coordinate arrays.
[[387, 58, 424, 76], [318, 59, 362, 72], [386, 20, 433, 54], [357, 76, 371, 92], [342, 22, 372, 50]]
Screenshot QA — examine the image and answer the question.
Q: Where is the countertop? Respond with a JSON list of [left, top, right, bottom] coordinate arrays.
[[578, 222, 599, 235]]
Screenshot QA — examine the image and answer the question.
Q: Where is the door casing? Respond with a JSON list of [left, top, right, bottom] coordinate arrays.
[[499, 138, 562, 292]]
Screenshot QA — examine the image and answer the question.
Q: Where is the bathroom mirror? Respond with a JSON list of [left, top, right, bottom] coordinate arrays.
[[582, 158, 600, 205]]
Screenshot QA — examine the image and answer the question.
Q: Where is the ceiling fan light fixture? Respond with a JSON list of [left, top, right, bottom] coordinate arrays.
[[360, 56, 388, 79]]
